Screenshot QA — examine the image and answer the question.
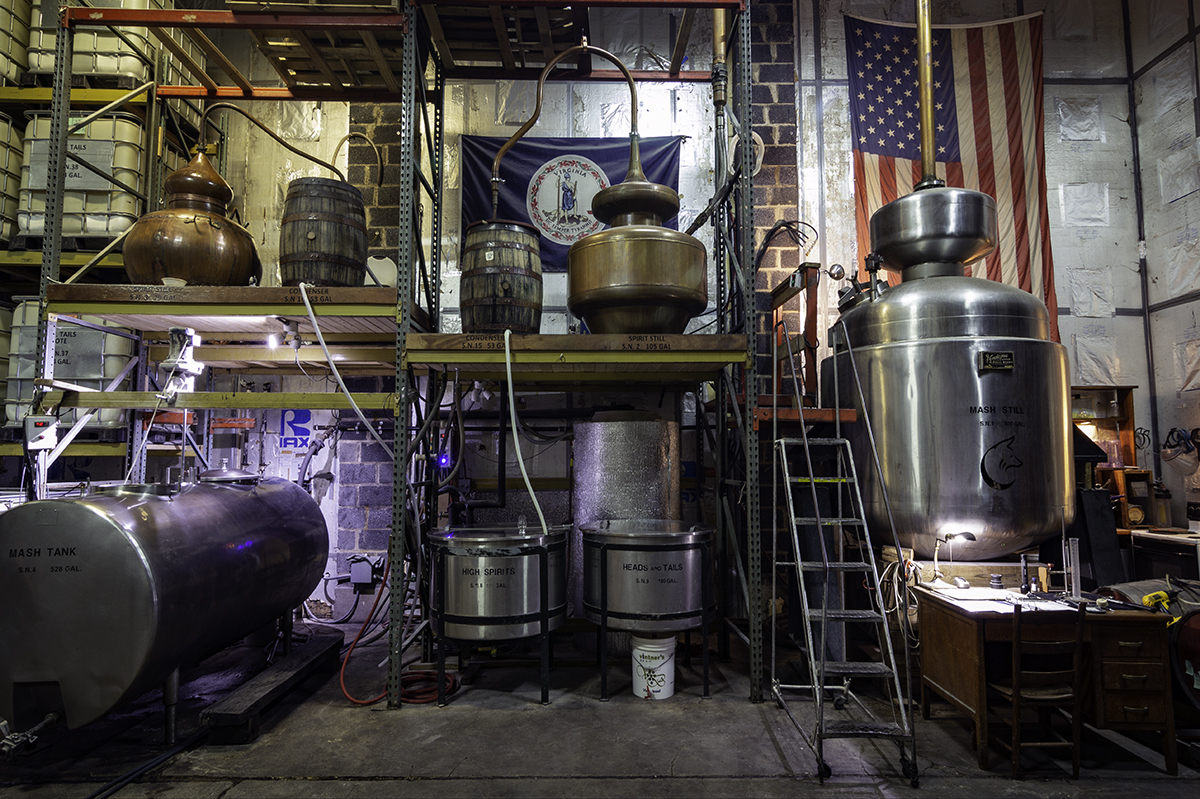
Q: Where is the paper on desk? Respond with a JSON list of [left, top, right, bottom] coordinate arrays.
[[950, 599, 1016, 613], [930, 587, 1011, 600]]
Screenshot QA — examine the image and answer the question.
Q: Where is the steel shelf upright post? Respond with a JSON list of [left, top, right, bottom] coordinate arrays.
[[734, 2, 761, 703], [390, 11, 420, 710], [32, 0, 75, 499]]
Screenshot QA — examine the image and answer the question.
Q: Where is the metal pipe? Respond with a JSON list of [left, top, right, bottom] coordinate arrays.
[[460, 390, 507, 526], [163, 668, 179, 746], [1122, 0, 1162, 475], [199, 103, 344, 182], [712, 9, 728, 109], [68, 82, 155, 135], [491, 42, 642, 218], [915, 0, 941, 188]]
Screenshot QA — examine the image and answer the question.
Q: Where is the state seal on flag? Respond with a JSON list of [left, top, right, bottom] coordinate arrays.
[[525, 155, 610, 244]]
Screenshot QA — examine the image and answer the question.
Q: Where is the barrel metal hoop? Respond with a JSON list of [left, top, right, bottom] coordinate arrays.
[[461, 264, 543, 279], [281, 212, 367, 232], [460, 297, 541, 309], [279, 252, 365, 268], [463, 239, 539, 256]]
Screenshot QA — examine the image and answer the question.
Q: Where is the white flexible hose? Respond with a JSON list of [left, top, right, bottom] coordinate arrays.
[[299, 282, 394, 460], [504, 329, 547, 535]]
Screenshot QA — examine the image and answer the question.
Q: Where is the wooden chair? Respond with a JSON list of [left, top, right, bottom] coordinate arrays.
[[985, 602, 1087, 778]]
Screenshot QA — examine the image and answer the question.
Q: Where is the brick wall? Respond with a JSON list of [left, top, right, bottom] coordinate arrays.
[[333, 375, 396, 572], [750, 0, 801, 383]]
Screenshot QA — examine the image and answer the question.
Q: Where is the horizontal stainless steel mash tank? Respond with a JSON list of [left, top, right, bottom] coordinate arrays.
[[0, 475, 327, 729]]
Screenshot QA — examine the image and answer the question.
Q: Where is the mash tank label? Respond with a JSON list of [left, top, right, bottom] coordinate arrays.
[[978, 351, 1015, 371], [10, 546, 83, 574]]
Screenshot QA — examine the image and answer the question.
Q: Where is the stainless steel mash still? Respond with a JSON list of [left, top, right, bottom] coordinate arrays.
[[823, 1, 1074, 561]]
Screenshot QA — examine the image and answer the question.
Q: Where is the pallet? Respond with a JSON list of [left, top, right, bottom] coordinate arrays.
[[9, 235, 125, 253], [199, 631, 341, 745], [20, 71, 143, 91], [0, 425, 129, 444]]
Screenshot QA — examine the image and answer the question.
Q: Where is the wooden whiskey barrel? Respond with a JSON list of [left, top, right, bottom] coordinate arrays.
[[279, 178, 368, 287], [460, 220, 543, 334]]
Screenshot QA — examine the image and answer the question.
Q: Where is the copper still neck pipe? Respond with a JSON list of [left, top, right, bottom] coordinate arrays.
[[915, 0, 943, 189], [712, 9, 728, 109], [490, 42, 643, 219]]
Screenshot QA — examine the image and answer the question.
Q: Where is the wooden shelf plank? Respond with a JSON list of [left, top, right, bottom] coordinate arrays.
[[403, 332, 747, 384]]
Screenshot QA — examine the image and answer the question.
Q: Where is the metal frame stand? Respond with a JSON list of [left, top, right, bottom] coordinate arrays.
[[431, 539, 564, 707], [589, 538, 714, 701]]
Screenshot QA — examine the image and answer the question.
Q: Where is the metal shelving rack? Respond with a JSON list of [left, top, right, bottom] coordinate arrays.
[[35, 7, 425, 493], [35, 1, 761, 708], [392, 0, 759, 706]]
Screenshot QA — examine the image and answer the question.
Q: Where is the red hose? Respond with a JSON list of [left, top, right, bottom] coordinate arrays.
[[339, 557, 391, 706], [338, 559, 460, 705]]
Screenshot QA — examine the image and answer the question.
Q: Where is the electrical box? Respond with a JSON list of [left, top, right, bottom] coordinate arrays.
[[24, 415, 58, 450], [349, 559, 374, 593]]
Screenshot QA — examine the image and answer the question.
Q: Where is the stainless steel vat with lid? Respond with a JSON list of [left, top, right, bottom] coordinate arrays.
[[0, 477, 327, 729], [427, 524, 568, 641], [823, 187, 1073, 561], [581, 519, 714, 633]]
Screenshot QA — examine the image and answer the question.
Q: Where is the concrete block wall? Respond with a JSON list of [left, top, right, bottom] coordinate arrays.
[[333, 375, 396, 573]]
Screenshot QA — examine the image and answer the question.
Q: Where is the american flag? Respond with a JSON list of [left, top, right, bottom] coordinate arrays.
[[845, 13, 1059, 341]]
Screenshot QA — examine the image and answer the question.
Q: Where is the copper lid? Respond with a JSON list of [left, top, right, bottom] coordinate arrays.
[[165, 151, 234, 208]]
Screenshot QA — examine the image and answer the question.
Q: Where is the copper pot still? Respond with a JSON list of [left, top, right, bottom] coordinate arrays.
[[490, 42, 707, 335], [568, 175, 706, 334], [123, 150, 261, 287]]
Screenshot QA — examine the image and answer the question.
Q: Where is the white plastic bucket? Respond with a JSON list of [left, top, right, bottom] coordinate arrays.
[[631, 634, 676, 700]]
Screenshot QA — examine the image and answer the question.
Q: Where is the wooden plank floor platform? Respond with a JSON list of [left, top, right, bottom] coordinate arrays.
[[403, 332, 748, 385], [200, 632, 341, 745]]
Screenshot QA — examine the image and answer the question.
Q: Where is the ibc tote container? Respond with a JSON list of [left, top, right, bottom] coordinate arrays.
[[18, 111, 145, 237], [5, 299, 135, 429], [26, 0, 154, 82], [0, 0, 30, 84], [0, 111, 22, 241], [0, 307, 11, 426], [162, 24, 205, 131]]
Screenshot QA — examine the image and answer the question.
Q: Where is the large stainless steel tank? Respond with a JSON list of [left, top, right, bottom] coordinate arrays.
[[0, 476, 327, 729], [582, 519, 714, 633], [824, 188, 1074, 561], [427, 524, 568, 640]]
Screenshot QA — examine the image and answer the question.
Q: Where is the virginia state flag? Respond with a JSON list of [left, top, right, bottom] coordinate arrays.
[[461, 136, 683, 272]]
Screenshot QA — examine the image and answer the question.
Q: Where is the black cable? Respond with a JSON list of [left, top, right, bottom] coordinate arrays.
[[84, 728, 208, 799]]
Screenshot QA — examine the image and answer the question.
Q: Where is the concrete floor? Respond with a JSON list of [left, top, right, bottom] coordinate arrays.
[[3, 624, 1199, 798]]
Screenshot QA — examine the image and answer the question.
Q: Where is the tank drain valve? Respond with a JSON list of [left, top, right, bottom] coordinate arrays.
[[0, 712, 60, 759]]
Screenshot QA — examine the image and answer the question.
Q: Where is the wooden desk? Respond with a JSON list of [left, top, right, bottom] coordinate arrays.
[[916, 587, 1176, 774]]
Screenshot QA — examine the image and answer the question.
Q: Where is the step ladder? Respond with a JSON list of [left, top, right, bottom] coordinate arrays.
[[770, 319, 918, 787]]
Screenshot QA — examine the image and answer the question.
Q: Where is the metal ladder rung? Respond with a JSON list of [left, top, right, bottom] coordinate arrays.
[[772, 323, 916, 781], [807, 609, 884, 622], [821, 661, 895, 677], [791, 476, 854, 485], [794, 517, 863, 526], [821, 720, 908, 739], [801, 561, 872, 572]]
